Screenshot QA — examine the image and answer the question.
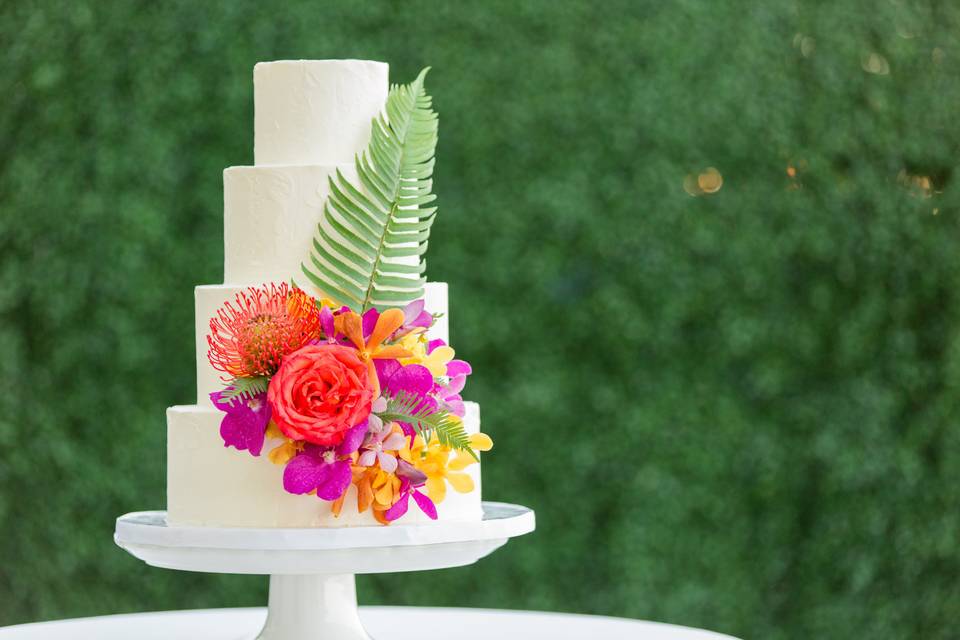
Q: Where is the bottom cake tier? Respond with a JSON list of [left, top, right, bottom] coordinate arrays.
[[166, 402, 484, 528]]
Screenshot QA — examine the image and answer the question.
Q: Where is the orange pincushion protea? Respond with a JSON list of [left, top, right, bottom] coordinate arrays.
[[207, 283, 322, 378]]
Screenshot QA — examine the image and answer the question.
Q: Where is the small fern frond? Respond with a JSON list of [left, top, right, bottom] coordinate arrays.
[[302, 68, 439, 312], [379, 391, 478, 460], [221, 376, 270, 401], [433, 420, 476, 460]]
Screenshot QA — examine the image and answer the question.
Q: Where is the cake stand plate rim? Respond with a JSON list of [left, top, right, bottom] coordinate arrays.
[[115, 501, 534, 551]]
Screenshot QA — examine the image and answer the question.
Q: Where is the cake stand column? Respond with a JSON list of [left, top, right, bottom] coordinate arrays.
[[257, 573, 370, 640]]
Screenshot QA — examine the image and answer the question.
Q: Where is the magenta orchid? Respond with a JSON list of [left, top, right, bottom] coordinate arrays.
[[378, 360, 435, 398], [318, 306, 338, 343], [445, 358, 472, 378], [374, 360, 437, 436], [282, 421, 367, 500], [210, 390, 271, 456], [384, 477, 438, 521]]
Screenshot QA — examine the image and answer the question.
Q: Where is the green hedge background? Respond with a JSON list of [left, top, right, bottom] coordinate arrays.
[[2, 1, 960, 638]]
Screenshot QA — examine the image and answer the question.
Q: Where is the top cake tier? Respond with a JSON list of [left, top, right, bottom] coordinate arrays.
[[254, 60, 388, 166]]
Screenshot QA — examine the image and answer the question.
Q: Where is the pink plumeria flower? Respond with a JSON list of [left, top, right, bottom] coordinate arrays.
[[358, 424, 406, 473]]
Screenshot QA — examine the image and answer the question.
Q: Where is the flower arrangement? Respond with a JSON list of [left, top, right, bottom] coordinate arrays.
[[206, 283, 491, 524]]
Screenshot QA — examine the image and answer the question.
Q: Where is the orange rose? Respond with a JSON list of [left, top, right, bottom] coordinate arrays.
[[267, 344, 373, 446]]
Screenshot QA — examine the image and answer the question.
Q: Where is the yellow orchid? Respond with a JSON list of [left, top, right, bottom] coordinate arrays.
[[398, 429, 493, 504], [332, 463, 404, 518], [397, 333, 427, 365], [398, 333, 456, 377], [264, 421, 305, 465], [421, 345, 455, 377]]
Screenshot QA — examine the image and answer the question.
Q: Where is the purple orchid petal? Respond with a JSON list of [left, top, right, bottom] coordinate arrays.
[[411, 489, 438, 520], [316, 460, 352, 501], [361, 308, 379, 340], [375, 359, 402, 388], [426, 339, 446, 355], [218, 413, 268, 457], [358, 450, 377, 467], [380, 363, 439, 426], [445, 374, 467, 395], [384, 492, 410, 521], [377, 451, 398, 473], [384, 364, 434, 397], [445, 360, 472, 378], [336, 421, 369, 456], [210, 391, 271, 457], [319, 306, 335, 340], [398, 421, 416, 438], [444, 397, 466, 417], [411, 310, 433, 329], [209, 391, 233, 413], [283, 452, 329, 494], [396, 459, 428, 486], [402, 299, 425, 325]]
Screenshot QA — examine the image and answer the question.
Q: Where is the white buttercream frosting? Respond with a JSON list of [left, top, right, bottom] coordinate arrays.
[[223, 163, 353, 285], [254, 60, 388, 166]]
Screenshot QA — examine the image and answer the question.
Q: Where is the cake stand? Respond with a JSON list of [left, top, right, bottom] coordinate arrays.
[[114, 502, 534, 640]]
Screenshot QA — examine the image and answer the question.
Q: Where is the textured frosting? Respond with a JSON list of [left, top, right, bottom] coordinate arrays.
[[223, 164, 355, 285], [254, 60, 388, 166], [167, 402, 483, 528]]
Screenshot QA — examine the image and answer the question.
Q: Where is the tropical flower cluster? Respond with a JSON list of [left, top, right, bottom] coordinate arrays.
[[206, 283, 491, 524]]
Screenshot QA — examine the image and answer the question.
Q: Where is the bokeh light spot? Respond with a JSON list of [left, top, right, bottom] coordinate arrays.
[[698, 167, 723, 194], [861, 52, 890, 75]]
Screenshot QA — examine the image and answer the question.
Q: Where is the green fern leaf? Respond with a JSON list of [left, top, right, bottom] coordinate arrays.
[[221, 376, 270, 402], [379, 391, 479, 461], [302, 68, 439, 312]]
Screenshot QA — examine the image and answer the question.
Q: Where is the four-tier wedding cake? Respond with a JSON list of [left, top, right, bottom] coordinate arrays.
[[166, 60, 489, 528]]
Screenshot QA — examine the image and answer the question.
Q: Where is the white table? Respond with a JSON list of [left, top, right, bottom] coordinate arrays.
[[0, 607, 739, 639]]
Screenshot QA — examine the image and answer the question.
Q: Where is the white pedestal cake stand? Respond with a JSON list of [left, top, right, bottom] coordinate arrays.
[[114, 502, 534, 640]]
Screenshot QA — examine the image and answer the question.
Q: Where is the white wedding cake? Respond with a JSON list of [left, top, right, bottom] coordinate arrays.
[[166, 60, 486, 528]]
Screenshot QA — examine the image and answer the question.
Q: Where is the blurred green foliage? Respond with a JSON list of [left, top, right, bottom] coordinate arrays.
[[2, 1, 960, 638]]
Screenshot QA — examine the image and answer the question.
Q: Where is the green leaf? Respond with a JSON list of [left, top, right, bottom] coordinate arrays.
[[379, 391, 478, 461], [221, 376, 270, 401], [302, 67, 440, 312]]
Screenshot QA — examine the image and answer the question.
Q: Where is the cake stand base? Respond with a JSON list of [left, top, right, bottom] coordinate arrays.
[[259, 574, 368, 640], [114, 502, 534, 640]]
